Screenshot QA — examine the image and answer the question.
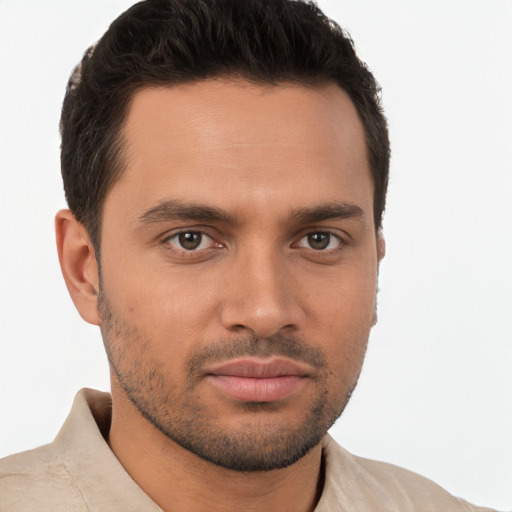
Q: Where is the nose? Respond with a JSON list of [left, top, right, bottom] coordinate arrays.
[[219, 247, 305, 338]]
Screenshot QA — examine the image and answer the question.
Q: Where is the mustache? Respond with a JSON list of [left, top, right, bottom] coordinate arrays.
[[186, 333, 327, 385]]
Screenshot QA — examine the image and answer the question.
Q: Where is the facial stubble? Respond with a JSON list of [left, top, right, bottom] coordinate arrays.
[[98, 290, 367, 472]]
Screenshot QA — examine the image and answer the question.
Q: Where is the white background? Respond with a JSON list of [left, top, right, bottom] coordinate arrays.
[[0, 1, 510, 510]]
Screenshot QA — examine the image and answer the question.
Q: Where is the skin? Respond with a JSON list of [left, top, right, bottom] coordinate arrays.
[[56, 80, 384, 512]]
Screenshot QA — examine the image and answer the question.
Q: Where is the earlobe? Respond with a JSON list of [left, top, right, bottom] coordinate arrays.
[[55, 209, 101, 326]]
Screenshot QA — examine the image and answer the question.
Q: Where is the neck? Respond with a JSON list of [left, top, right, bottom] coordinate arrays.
[[108, 380, 324, 512]]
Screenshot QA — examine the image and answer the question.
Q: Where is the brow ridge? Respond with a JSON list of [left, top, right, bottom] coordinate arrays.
[[138, 199, 235, 224], [137, 199, 364, 226], [290, 202, 365, 224]]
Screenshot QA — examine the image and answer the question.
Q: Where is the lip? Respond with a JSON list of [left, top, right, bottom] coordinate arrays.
[[205, 358, 311, 402]]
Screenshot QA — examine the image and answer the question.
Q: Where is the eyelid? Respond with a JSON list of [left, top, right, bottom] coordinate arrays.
[[296, 231, 343, 250], [161, 228, 223, 252], [292, 227, 348, 247], [160, 225, 218, 242]]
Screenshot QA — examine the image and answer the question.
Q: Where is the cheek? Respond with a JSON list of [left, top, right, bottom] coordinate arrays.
[[308, 265, 378, 328], [106, 266, 220, 352], [306, 262, 377, 370]]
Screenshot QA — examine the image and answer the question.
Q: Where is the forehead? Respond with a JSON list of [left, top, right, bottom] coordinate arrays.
[[107, 80, 373, 225]]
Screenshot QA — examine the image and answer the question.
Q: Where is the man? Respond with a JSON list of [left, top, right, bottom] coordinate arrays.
[[0, 0, 500, 510]]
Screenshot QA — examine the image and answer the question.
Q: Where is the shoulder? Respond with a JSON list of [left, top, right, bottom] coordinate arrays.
[[318, 436, 497, 512], [0, 443, 88, 512]]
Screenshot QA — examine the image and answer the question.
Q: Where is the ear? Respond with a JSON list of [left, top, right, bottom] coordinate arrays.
[[55, 209, 101, 326], [372, 231, 386, 327], [377, 230, 386, 262]]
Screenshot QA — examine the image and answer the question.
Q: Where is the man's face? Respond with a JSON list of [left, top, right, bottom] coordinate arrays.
[[98, 80, 380, 471]]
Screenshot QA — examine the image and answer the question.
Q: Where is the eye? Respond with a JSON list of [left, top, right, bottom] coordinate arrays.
[[165, 231, 218, 251], [296, 232, 342, 251]]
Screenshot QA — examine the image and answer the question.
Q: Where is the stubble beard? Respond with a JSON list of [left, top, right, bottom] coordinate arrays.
[[98, 290, 366, 472]]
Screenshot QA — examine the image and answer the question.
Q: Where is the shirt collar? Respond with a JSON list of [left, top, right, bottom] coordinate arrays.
[[55, 388, 347, 511]]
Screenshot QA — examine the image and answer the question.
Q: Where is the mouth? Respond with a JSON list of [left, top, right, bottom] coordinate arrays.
[[204, 358, 311, 402]]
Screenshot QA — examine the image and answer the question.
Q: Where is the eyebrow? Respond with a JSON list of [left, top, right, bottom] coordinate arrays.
[[137, 199, 364, 226], [290, 202, 365, 224], [138, 199, 235, 225]]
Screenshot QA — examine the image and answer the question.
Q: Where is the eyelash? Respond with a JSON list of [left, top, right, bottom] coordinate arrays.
[[162, 230, 222, 253], [161, 229, 346, 255], [294, 231, 344, 252]]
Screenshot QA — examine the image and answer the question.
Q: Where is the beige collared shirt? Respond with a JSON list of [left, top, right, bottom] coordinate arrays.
[[0, 389, 498, 511]]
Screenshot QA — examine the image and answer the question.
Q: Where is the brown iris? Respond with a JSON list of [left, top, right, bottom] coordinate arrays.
[[178, 232, 203, 250], [307, 232, 331, 250]]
